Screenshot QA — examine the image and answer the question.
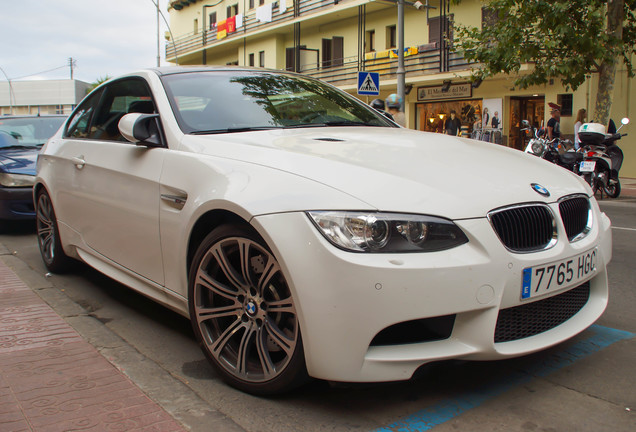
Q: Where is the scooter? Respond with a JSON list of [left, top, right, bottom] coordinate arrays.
[[578, 118, 629, 198], [523, 120, 582, 172]]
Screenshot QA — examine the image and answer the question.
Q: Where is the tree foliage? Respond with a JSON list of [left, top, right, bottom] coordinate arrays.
[[453, 0, 636, 92], [87, 75, 112, 94]]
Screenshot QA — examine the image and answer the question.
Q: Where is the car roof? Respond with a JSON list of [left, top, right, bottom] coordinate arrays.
[[144, 65, 303, 78], [0, 114, 66, 119]]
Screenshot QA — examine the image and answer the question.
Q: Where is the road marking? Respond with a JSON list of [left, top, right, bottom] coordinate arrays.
[[612, 226, 636, 231], [372, 325, 634, 432]]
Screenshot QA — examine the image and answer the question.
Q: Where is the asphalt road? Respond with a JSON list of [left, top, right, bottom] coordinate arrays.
[[1, 198, 635, 432]]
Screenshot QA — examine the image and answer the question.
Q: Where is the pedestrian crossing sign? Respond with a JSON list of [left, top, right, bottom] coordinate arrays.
[[357, 72, 380, 96]]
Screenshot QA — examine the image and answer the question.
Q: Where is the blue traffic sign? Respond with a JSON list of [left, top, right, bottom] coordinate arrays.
[[357, 72, 380, 96]]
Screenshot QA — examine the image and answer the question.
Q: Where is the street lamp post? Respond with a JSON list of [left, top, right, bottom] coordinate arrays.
[[396, 1, 435, 115], [157, 0, 161, 66], [0, 66, 15, 115], [397, 0, 405, 113]]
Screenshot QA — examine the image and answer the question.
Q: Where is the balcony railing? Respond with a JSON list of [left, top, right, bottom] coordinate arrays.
[[167, 0, 324, 61], [301, 45, 470, 86]]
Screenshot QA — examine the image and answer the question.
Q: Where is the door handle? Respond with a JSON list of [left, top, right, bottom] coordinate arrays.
[[72, 156, 85, 169]]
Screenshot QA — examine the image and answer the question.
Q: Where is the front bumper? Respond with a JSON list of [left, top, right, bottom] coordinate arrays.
[[0, 186, 36, 220], [252, 201, 611, 383]]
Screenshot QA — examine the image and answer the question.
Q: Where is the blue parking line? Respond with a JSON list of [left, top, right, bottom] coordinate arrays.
[[373, 325, 634, 432]]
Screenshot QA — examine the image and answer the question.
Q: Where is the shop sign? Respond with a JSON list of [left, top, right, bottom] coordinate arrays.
[[417, 83, 472, 101]]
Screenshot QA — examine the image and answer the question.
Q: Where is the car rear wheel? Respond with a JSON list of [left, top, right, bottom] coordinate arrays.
[[36, 189, 72, 273], [188, 224, 308, 395]]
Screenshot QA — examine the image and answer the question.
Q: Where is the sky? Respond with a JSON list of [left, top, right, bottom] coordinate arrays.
[[0, 0, 168, 84]]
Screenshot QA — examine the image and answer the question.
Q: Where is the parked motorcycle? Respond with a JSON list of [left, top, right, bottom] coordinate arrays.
[[523, 120, 582, 172], [578, 118, 629, 198]]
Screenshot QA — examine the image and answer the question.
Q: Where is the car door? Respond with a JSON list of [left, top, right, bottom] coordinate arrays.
[[56, 78, 165, 285]]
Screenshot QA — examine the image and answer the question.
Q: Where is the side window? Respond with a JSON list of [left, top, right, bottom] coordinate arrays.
[[65, 89, 103, 138], [88, 78, 156, 142]]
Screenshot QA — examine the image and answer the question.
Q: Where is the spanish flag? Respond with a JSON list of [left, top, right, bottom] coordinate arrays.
[[227, 16, 236, 34], [217, 19, 227, 39]]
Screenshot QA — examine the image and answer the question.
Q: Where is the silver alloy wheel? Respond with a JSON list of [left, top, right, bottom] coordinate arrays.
[[36, 193, 56, 265], [193, 236, 298, 383]]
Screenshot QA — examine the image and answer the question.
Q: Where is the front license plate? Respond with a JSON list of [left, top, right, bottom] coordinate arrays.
[[579, 161, 596, 172], [521, 248, 597, 300]]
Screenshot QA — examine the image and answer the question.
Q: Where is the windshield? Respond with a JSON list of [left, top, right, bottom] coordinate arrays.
[[0, 116, 65, 148], [161, 71, 395, 134]]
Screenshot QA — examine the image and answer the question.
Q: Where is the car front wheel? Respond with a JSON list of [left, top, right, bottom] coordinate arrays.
[[188, 224, 308, 395], [36, 189, 72, 273]]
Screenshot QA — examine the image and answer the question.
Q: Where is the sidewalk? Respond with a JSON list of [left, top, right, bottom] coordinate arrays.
[[619, 177, 636, 198], [0, 259, 187, 432]]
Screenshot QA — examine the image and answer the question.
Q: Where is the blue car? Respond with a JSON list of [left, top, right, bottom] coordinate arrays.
[[0, 115, 66, 220]]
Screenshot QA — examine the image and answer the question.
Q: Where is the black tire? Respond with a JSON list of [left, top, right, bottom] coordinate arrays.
[[188, 224, 308, 395], [35, 189, 73, 273], [604, 180, 621, 199]]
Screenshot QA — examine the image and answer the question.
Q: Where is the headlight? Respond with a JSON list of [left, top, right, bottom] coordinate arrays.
[[0, 173, 35, 187], [530, 139, 544, 155], [307, 211, 468, 253]]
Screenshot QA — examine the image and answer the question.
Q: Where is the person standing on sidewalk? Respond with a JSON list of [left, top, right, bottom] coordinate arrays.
[[547, 102, 561, 140], [574, 108, 587, 149], [386, 94, 406, 127]]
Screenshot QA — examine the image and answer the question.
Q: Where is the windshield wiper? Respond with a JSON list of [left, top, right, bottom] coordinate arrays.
[[191, 126, 281, 135]]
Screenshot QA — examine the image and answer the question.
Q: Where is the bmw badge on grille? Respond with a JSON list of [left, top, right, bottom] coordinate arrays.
[[531, 183, 550, 197]]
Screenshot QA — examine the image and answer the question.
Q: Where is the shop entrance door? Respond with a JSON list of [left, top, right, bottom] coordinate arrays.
[[510, 96, 545, 150]]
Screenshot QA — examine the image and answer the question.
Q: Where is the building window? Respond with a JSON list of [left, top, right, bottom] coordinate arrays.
[[481, 7, 498, 28], [322, 37, 343, 68], [249, 53, 255, 67], [227, 4, 238, 18], [557, 94, 573, 117], [259, 0, 264, 5], [249, 0, 255, 9], [194, 18, 199, 34], [209, 12, 217, 30], [259, 51, 265, 67], [386, 25, 396, 49], [429, 16, 453, 46], [365, 30, 375, 52], [55, 105, 65, 114]]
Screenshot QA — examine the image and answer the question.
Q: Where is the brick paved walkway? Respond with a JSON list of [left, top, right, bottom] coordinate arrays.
[[0, 260, 186, 432]]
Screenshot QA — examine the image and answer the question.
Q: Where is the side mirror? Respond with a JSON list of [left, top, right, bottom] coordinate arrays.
[[118, 113, 163, 147]]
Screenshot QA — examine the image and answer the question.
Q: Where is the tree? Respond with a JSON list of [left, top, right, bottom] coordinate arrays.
[[453, 0, 636, 125], [87, 75, 112, 94]]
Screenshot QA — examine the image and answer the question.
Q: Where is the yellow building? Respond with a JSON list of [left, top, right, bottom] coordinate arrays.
[[166, 0, 636, 178]]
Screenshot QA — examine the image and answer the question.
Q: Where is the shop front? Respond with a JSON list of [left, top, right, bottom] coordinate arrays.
[[414, 83, 504, 145], [509, 96, 545, 150]]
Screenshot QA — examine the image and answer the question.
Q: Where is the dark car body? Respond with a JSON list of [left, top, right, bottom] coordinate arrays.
[[0, 115, 66, 220]]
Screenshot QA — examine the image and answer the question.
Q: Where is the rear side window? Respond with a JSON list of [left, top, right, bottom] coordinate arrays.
[[65, 89, 102, 139]]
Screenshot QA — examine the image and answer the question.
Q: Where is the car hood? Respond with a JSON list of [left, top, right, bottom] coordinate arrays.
[[0, 148, 38, 175], [183, 127, 589, 219]]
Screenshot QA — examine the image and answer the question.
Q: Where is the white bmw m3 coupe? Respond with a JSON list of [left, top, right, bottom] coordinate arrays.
[[35, 67, 611, 395]]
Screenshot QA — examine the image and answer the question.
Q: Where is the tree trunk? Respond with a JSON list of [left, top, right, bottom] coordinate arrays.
[[593, 0, 624, 127]]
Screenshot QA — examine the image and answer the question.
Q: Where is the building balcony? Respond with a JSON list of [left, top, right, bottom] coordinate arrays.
[[165, 0, 471, 87], [166, 0, 324, 62]]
